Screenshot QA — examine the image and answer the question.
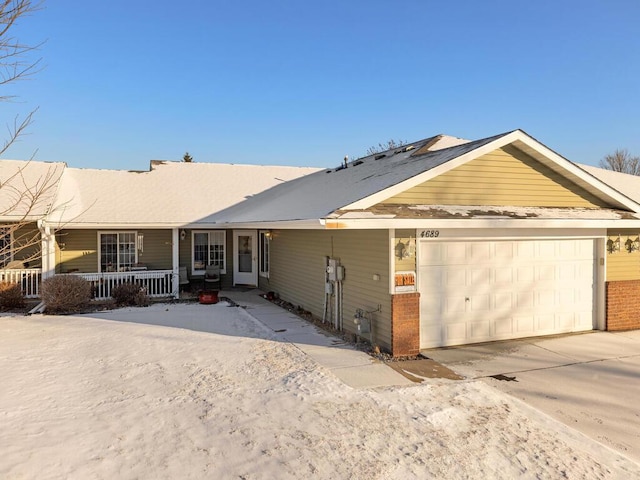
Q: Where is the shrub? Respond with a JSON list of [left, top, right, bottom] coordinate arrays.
[[111, 282, 149, 307], [0, 281, 25, 309], [42, 275, 91, 314]]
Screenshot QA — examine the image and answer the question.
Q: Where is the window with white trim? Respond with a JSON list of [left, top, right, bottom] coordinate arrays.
[[0, 227, 10, 267], [259, 231, 270, 278], [99, 232, 137, 272], [192, 231, 226, 274]]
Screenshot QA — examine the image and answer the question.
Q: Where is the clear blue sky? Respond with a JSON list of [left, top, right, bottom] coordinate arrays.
[[4, 0, 640, 170]]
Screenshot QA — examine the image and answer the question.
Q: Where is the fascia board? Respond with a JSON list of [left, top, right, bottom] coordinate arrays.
[[324, 217, 640, 230], [511, 134, 640, 213], [342, 131, 520, 211], [186, 220, 326, 230]]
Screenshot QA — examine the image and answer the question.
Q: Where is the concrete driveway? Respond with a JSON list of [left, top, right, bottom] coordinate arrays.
[[425, 330, 640, 463]]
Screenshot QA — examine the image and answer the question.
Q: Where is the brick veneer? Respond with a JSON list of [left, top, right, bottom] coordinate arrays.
[[391, 292, 420, 357], [606, 280, 640, 331]]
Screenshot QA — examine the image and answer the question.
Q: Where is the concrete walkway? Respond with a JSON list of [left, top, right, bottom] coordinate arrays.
[[223, 289, 413, 389]]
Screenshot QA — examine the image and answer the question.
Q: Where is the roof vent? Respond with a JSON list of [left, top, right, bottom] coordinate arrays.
[[353, 160, 364, 166], [394, 145, 415, 154], [375, 154, 386, 160]]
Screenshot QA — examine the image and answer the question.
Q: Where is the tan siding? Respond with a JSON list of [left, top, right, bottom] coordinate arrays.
[[13, 223, 41, 267], [136, 230, 172, 270], [57, 229, 99, 272], [267, 230, 393, 351], [606, 230, 640, 281], [381, 145, 610, 208], [57, 229, 174, 273]]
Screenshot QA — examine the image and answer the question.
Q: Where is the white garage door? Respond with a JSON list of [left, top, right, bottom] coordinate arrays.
[[419, 239, 595, 349]]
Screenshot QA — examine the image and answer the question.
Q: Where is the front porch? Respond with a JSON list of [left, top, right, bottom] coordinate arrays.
[[72, 270, 176, 300], [0, 268, 42, 298]]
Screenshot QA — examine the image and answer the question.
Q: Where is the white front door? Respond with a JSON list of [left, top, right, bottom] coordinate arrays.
[[233, 230, 258, 286], [419, 239, 596, 349]]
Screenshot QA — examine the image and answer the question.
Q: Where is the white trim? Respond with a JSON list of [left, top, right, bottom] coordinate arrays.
[[323, 217, 640, 230], [97, 230, 138, 272], [171, 228, 180, 299], [258, 230, 270, 278], [191, 230, 227, 276], [233, 230, 258, 286]]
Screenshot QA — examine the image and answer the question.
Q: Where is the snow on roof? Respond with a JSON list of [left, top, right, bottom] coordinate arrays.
[[0, 160, 66, 220], [359, 204, 636, 220], [48, 161, 321, 226], [203, 133, 507, 224], [578, 164, 640, 204]]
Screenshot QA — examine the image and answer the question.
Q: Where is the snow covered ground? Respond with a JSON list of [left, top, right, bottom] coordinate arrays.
[[1, 303, 638, 479]]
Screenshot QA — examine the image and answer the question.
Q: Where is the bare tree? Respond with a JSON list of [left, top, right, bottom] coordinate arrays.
[[0, 1, 54, 277], [0, 0, 44, 157], [599, 149, 640, 176], [0, 161, 64, 268], [366, 139, 408, 156]]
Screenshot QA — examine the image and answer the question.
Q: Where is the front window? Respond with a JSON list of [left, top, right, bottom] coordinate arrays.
[[0, 227, 10, 267], [192, 231, 226, 273], [99, 232, 136, 272]]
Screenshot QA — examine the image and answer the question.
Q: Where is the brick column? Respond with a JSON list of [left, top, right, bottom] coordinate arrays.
[[606, 280, 640, 331], [391, 292, 420, 357]]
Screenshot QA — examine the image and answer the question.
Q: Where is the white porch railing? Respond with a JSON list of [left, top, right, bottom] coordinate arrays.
[[72, 270, 175, 300], [0, 268, 42, 298]]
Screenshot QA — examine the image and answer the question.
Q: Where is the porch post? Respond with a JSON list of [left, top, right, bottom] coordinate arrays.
[[172, 228, 180, 299], [39, 220, 56, 280]]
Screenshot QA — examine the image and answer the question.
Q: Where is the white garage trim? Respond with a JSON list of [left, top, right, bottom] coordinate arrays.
[[418, 237, 598, 349]]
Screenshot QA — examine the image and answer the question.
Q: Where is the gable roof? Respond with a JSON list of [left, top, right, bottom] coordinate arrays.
[[47, 161, 321, 228], [577, 164, 640, 205], [202, 130, 640, 227], [0, 160, 66, 221]]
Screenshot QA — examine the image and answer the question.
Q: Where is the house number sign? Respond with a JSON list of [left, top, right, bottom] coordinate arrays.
[[419, 230, 440, 238]]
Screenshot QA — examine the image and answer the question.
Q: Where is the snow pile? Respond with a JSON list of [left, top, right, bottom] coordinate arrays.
[[1, 303, 637, 479]]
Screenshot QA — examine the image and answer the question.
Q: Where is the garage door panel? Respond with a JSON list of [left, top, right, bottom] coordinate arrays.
[[470, 320, 491, 339], [444, 322, 468, 344], [419, 238, 595, 349], [494, 267, 514, 284], [535, 314, 555, 332], [443, 267, 465, 286], [516, 266, 535, 283], [536, 265, 556, 282], [494, 316, 514, 335], [444, 296, 467, 315]]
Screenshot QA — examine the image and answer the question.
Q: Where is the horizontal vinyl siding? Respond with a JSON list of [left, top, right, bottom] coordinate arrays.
[[13, 223, 41, 267], [136, 230, 172, 270], [607, 230, 640, 281], [382, 145, 609, 208], [267, 230, 392, 351], [57, 229, 99, 273], [57, 229, 174, 273]]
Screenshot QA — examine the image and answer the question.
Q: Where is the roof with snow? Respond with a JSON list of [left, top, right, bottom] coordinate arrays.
[[48, 161, 321, 227], [0, 160, 66, 221], [578, 164, 640, 205], [201, 130, 640, 226]]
